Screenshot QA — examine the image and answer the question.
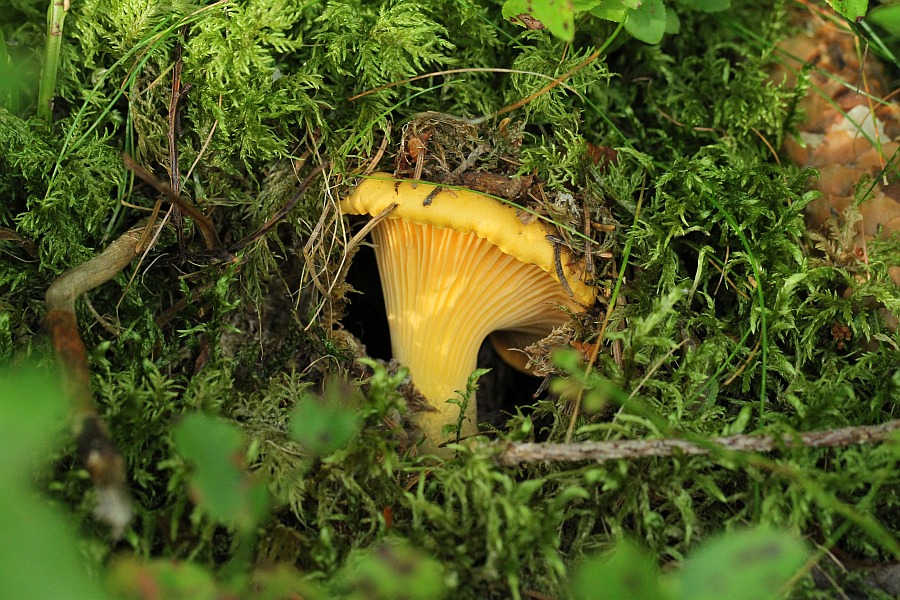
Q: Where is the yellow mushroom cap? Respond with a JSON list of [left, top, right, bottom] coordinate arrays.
[[341, 174, 596, 450], [341, 174, 596, 306]]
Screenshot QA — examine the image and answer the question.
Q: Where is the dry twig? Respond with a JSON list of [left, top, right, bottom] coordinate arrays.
[[498, 420, 900, 465], [229, 163, 326, 252]]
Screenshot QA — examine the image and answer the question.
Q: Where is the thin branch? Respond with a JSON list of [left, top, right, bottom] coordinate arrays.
[[45, 226, 145, 538], [347, 68, 585, 103], [469, 20, 625, 125], [229, 162, 326, 252], [0, 226, 38, 257], [168, 33, 190, 251], [122, 153, 221, 251], [498, 420, 900, 465]]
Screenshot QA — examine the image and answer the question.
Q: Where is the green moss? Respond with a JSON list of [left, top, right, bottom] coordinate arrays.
[[2, 0, 899, 598]]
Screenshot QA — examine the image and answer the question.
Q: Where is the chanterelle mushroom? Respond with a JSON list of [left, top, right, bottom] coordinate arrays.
[[341, 174, 595, 450]]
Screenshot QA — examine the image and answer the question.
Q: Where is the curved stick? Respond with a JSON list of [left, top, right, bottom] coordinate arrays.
[[45, 226, 144, 538]]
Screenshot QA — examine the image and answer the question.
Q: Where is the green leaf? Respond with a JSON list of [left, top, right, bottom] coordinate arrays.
[[572, 0, 603, 9], [531, 0, 576, 41], [666, 9, 681, 34], [591, 0, 628, 22], [290, 381, 362, 456], [867, 3, 900, 34], [624, 0, 667, 44], [0, 369, 106, 600], [336, 539, 448, 600], [676, 528, 809, 600], [677, 0, 731, 12], [173, 414, 269, 530], [0, 486, 108, 600], [504, 0, 539, 27], [825, 0, 867, 21], [0, 369, 66, 476], [857, 9, 900, 65], [503, 0, 576, 41], [571, 540, 667, 600]]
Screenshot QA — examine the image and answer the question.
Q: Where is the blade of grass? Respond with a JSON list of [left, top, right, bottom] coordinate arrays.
[[37, 0, 69, 120], [0, 28, 20, 114]]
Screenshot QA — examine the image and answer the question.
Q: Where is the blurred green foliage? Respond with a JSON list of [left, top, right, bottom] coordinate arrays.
[[173, 413, 270, 532], [290, 378, 363, 456], [572, 528, 809, 600], [0, 366, 812, 600], [0, 369, 106, 600]]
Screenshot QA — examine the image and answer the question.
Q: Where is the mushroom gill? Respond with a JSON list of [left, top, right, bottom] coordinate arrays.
[[341, 174, 595, 450]]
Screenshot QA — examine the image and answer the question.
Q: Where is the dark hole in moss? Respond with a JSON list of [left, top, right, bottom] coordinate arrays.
[[475, 339, 546, 433], [343, 242, 546, 431], [343, 242, 392, 361]]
